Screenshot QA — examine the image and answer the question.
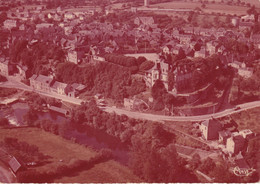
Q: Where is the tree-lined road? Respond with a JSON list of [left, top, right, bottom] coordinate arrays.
[[1, 77, 260, 122]]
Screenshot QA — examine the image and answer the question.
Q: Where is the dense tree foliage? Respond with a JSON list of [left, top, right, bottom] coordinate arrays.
[[130, 122, 197, 182], [0, 87, 18, 97], [9, 39, 65, 76], [0, 75, 7, 82], [55, 62, 146, 100], [2, 137, 47, 163], [0, 118, 9, 127]]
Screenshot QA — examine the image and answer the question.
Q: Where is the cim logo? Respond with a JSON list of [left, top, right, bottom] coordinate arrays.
[[233, 167, 256, 177]]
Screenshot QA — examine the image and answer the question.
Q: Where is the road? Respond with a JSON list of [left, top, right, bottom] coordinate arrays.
[[1, 77, 260, 122], [102, 101, 260, 122], [0, 77, 83, 105]]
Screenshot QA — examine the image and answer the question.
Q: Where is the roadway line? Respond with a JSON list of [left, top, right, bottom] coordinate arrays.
[[1, 79, 260, 122]]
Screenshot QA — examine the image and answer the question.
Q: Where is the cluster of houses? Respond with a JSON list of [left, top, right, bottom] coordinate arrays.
[[199, 118, 255, 156], [142, 16, 259, 93], [198, 118, 256, 175], [1, 2, 259, 95], [29, 74, 86, 98]]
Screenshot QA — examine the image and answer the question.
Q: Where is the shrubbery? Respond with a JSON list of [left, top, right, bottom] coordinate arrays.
[[0, 117, 9, 127], [0, 87, 17, 97], [0, 75, 7, 82], [17, 148, 113, 183], [2, 137, 47, 163]]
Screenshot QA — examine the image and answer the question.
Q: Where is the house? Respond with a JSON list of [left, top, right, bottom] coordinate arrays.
[[65, 83, 86, 98], [183, 27, 194, 34], [250, 34, 260, 45], [226, 132, 245, 154], [3, 19, 17, 30], [9, 157, 22, 173], [85, 9, 95, 16], [241, 14, 255, 22], [144, 61, 169, 89], [217, 45, 226, 54], [194, 47, 208, 58], [67, 50, 79, 64], [29, 74, 54, 93], [48, 105, 70, 117], [64, 12, 75, 20], [173, 65, 193, 92], [92, 55, 105, 62], [19, 24, 25, 31], [228, 61, 253, 78], [134, 17, 154, 27], [200, 119, 222, 140], [239, 22, 254, 31], [0, 58, 9, 76], [178, 34, 192, 44], [172, 44, 182, 55], [206, 41, 218, 55], [238, 67, 253, 78], [162, 45, 173, 55], [219, 130, 231, 144], [36, 23, 53, 31], [51, 81, 67, 95], [239, 129, 254, 140], [124, 98, 149, 111], [16, 65, 29, 79]]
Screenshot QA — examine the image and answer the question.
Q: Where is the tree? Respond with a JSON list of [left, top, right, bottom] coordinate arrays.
[[0, 117, 9, 127], [0, 11, 7, 24], [198, 157, 216, 174], [247, 5, 256, 15], [189, 153, 201, 170], [209, 163, 239, 182], [137, 56, 146, 66], [151, 80, 167, 100], [130, 122, 187, 182], [23, 108, 38, 126]]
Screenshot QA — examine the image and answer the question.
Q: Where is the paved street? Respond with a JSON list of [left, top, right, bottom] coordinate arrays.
[[103, 101, 260, 122], [1, 77, 260, 122]]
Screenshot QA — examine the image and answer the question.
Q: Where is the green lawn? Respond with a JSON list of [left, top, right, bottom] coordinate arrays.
[[0, 127, 141, 182]]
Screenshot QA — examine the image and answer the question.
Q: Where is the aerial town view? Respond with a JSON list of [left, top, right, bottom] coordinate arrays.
[[0, 0, 259, 183]]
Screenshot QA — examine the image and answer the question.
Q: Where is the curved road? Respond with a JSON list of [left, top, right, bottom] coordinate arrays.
[[1, 77, 260, 122], [103, 100, 260, 122]]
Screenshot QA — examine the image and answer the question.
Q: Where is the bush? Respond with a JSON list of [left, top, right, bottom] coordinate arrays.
[[0, 75, 7, 82], [0, 87, 17, 97], [0, 117, 9, 127]]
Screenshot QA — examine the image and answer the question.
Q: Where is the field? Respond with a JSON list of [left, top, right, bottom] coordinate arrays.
[[230, 107, 260, 134], [55, 160, 140, 183], [240, 0, 260, 8], [0, 127, 141, 182], [150, 1, 250, 15]]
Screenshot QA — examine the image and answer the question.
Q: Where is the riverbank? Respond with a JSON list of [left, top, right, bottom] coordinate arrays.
[[0, 127, 141, 183]]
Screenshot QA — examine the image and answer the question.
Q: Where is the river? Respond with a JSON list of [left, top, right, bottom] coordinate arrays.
[[0, 102, 129, 165]]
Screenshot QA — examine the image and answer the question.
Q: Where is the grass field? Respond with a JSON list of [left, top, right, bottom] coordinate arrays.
[[150, 2, 249, 15], [0, 127, 141, 182], [230, 107, 260, 134], [55, 160, 141, 183]]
